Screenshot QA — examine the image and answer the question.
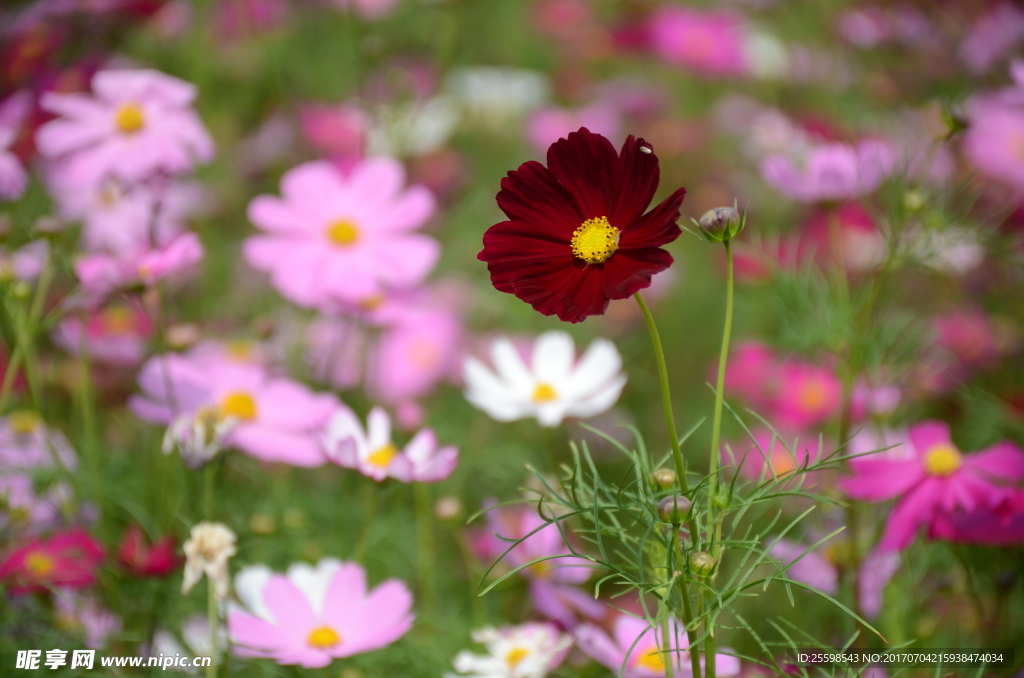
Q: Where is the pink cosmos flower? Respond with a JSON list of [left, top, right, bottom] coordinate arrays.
[[841, 421, 1024, 551], [37, 69, 214, 188], [648, 6, 749, 77], [54, 589, 122, 649], [0, 91, 31, 199], [773, 362, 842, 430], [330, 0, 401, 21], [0, 241, 49, 282], [322, 406, 458, 483], [0, 412, 77, 472], [229, 558, 413, 668], [723, 427, 821, 483], [761, 140, 894, 203], [768, 538, 899, 618], [0, 474, 67, 534], [51, 302, 152, 366], [243, 158, 438, 309], [963, 97, 1024, 195], [526, 103, 621, 153], [576, 615, 741, 678], [298, 103, 367, 159], [0, 529, 105, 594], [959, 4, 1024, 74], [74, 231, 204, 297], [723, 342, 780, 410], [797, 203, 884, 272], [129, 348, 340, 467], [928, 491, 1024, 545]]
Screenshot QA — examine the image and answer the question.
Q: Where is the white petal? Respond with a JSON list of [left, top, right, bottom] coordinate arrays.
[[563, 339, 623, 401], [287, 558, 341, 617], [233, 565, 274, 622], [566, 375, 627, 420], [366, 407, 392, 451], [531, 331, 575, 386], [490, 338, 535, 396]]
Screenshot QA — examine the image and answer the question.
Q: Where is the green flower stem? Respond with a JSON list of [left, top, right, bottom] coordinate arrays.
[[204, 462, 216, 519], [77, 313, 102, 508], [672, 529, 703, 678], [661, 616, 675, 678], [207, 577, 218, 678], [414, 482, 438, 620], [706, 239, 734, 554], [353, 482, 379, 562]]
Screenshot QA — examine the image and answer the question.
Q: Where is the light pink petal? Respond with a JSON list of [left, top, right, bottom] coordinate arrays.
[[280, 161, 346, 214], [344, 156, 406, 207], [368, 186, 435, 232], [336, 580, 413, 655], [320, 562, 368, 633], [575, 623, 623, 671], [248, 196, 316, 235], [256, 381, 339, 429], [840, 460, 925, 501], [260, 577, 320, 638], [229, 426, 327, 467], [229, 611, 297, 653], [964, 442, 1024, 482]]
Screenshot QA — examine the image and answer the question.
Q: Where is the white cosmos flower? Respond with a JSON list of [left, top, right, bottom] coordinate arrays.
[[462, 331, 626, 428], [447, 623, 571, 678]]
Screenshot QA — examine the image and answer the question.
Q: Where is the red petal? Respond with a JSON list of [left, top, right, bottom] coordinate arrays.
[[497, 161, 582, 236], [508, 257, 608, 323], [609, 135, 660, 226], [601, 248, 674, 299], [480, 221, 574, 294], [546, 128, 618, 220], [619, 187, 686, 249]]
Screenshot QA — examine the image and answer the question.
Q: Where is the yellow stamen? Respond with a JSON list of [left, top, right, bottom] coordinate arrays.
[[367, 443, 397, 468], [326, 219, 360, 247], [506, 647, 530, 668], [635, 647, 666, 673], [359, 294, 385, 311], [532, 383, 558, 402], [798, 380, 827, 410], [8, 410, 41, 435], [225, 340, 254, 361], [307, 626, 341, 649], [221, 392, 257, 421], [25, 552, 54, 576], [924, 444, 962, 477], [114, 103, 145, 134], [100, 306, 135, 335], [570, 216, 620, 264]]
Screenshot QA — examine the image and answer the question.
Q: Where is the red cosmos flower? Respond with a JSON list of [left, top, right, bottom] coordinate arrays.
[[0, 529, 104, 594], [478, 128, 686, 323], [117, 525, 181, 577]]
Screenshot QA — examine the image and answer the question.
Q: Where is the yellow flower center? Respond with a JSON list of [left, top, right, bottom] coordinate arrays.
[[367, 443, 398, 468], [636, 647, 666, 673], [798, 380, 827, 410], [326, 219, 360, 247], [359, 294, 385, 311], [570, 216, 620, 264], [307, 625, 341, 649], [532, 383, 558, 402], [114, 103, 146, 134], [529, 560, 551, 579], [924, 444, 962, 477], [506, 647, 530, 668], [100, 306, 136, 335], [770, 450, 796, 477], [220, 392, 257, 421], [225, 340, 255, 361], [8, 410, 41, 435], [25, 552, 54, 576]]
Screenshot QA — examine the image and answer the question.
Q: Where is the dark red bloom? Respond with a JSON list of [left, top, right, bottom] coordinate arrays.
[[117, 525, 180, 577], [478, 128, 685, 323], [0, 529, 104, 594]]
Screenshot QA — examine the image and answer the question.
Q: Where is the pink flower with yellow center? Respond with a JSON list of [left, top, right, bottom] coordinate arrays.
[[0, 529, 105, 594], [773, 362, 842, 430], [243, 157, 438, 310], [52, 302, 152, 366], [321, 406, 458, 483], [841, 421, 1024, 551], [36, 69, 214, 188], [129, 347, 341, 467], [229, 558, 413, 668], [575, 615, 740, 678]]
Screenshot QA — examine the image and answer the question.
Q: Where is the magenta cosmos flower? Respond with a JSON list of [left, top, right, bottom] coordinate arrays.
[[129, 347, 340, 467], [648, 6, 750, 77], [841, 421, 1024, 551], [478, 128, 686, 323], [229, 558, 413, 668], [0, 91, 30, 200], [575, 615, 740, 678], [0, 529, 105, 594], [761, 140, 894, 203], [244, 158, 438, 310], [36, 69, 214, 187]]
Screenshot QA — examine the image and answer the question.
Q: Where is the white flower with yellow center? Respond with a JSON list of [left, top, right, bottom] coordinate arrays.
[[462, 331, 626, 428], [447, 623, 571, 678], [182, 522, 237, 599]]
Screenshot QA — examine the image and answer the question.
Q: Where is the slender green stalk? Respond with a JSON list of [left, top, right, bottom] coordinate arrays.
[[77, 314, 102, 506], [0, 339, 25, 413], [204, 463, 216, 519], [706, 239, 734, 554], [353, 482, 379, 562], [207, 578, 218, 678], [672, 529, 703, 678], [661, 616, 675, 678], [704, 587, 717, 678], [414, 482, 437, 620]]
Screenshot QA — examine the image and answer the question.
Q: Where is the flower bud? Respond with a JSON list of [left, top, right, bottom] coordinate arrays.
[[650, 468, 676, 490], [713, 492, 730, 510], [689, 551, 716, 577], [657, 495, 692, 524], [696, 206, 744, 242]]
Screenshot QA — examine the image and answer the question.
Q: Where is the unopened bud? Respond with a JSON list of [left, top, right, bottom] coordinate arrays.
[[902, 190, 925, 213], [713, 492, 730, 510], [696, 206, 744, 242], [10, 281, 30, 299], [650, 468, 676, 490], [689, 551, 716, 577], [657, 495, 692, 524], [435, 496, 462, 521]]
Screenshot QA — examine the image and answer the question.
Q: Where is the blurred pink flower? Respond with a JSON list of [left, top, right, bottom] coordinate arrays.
[[330, 0, 400, 21], [648, 6, 749, 77], [959, 3, 1024, 74], [74, 231, 204, 297], [37, 69, 214, 188], [723, 426, 821, 483], [477, 503, 593, 585], [244, 158, 438, 309], [531, 0, 593, 39], [298, 103, 367, 159], [0, 241, 49, 282], [928, 491, 1024, 545], [322, 406, 458, 483], [964, 80, 1024, 195], [932, 309, 1001, 370], [530, 579, 605, 629], [0, 92, 30, 199], [773, 362, 842, 430], [576, 615, 740, 678], [55, 589, 122, 649], [841, 421, 1024, 551], [0, 529, 105, 594], [761, 141, 894, 203], [229, 558, 413, 668], [129, 349, 341, 467], [0, 412, 77, 472], [723, 342, 779, 411], [797, 203, 884, 272], [0, 474, 67, 534], [526, 103, 621, 152], [51, 302, 152, 366], [213, 0, 290, 39], [372, 302, 463, 405]]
